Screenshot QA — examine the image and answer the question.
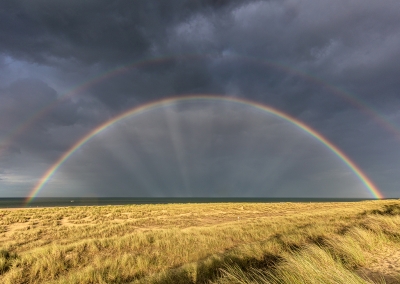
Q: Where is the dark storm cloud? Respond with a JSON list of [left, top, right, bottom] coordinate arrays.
[[2, 0, 399, 109], [0, 0, 399, 197], [0, 0, 240, 66]]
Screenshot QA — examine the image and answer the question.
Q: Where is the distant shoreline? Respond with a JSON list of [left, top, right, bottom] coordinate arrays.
[[0, 197, 393, 209]]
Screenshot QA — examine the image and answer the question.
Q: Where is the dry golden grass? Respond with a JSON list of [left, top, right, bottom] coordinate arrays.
[[0, 200, 399, 283]]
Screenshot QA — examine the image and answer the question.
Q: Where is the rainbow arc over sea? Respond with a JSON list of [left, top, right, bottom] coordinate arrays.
[[26, 95, 384, 204]]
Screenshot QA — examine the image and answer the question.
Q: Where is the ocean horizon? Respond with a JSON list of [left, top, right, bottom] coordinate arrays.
[[0, 197, 383, 208]]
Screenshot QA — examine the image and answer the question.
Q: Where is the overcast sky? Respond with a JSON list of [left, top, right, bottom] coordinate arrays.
[[1, 0, 399, 198]]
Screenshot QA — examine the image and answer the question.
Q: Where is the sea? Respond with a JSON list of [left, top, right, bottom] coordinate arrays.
[[0, 197, 379, 208]]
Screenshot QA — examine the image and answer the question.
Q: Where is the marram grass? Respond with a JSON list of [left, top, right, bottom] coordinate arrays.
[[0, 200, 400, 283]]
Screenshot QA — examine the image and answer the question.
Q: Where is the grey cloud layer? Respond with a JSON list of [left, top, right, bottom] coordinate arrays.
[[0, 0, 399, 197]]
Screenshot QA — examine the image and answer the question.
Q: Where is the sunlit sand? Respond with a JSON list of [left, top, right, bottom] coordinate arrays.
[[1, 200, 400, 283]]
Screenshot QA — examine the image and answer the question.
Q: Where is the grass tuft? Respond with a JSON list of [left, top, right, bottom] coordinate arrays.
[[0, 200, 399, 283]]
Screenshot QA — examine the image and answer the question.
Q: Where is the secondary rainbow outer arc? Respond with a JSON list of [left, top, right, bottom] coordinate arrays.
[[26, 95, 384, 204], [0, 55, 179, 157], [2, 54, 400, 159]]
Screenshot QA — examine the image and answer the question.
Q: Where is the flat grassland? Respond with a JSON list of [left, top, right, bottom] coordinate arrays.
[[1, 200, 400, 283]]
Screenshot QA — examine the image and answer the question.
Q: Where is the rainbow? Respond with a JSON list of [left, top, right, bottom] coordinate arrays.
[[2, 54, 400, 159], [26, 95, 384, 203]]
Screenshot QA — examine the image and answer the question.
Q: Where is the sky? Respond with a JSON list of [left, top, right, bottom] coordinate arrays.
[[0, 0, 399, 199]]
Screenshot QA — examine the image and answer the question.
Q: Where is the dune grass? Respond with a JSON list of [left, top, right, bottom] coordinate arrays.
[[0, 200, 399, 283]]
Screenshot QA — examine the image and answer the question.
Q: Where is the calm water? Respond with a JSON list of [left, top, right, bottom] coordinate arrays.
[[0, 197, 377, 208]]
